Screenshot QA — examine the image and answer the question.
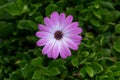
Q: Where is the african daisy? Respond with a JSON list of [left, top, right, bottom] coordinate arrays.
[[35, 11, 82, 59]]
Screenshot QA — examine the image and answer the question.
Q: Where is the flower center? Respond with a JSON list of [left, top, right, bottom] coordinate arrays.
[[54, 31, 63, 40]]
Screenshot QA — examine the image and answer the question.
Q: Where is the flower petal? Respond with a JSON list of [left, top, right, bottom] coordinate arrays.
[[38, 24, 51, 32], [59, 50, 67, 59], [64, 15, 73, 27], [71, 36, 82, 45], [44, 17, 54, 28], [60, 41, 71, 58], [65, 28, 82, 34], [44, 17, 60, 33], [50, 11, 59, 25], [59, 13, 65, 24], [47, 50, 52, 58], [52, 41, 60, 59], [74, 41, 81, 45], [36, 39, 49, 46], [42, 38, 56, 55], [65, 34, 82, 41], [63, 22, 79, 31], [64, 37, 78, 50], [35, 31, 53, 38], [59, 13, 66, 29]]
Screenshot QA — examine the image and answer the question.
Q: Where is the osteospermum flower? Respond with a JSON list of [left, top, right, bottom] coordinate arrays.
[[35, 11, 82, 59]]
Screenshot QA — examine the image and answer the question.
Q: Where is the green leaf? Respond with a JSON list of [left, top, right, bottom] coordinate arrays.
[[32, 70, 41, 79], [79, 68, 86, 78], [93, 10, 101, 19], [99, 49, 111, 57], [45, 4, 58, 15], [115, 61, 120, 70], [29, 3, 41, 16], [99, 75, 114, 80], [109, 11, 120, 22], [85, 32, 94, 39], [100, 25, 109, 32], [3, 2, 21, 16], [35, 16, 43, 23], [0, 0, 7, 6], [32, 70, 45, 80], [115, 24, 120, 34], [100, 35, 104, 46], [66, 7, 75, 15], [92, 62, 103, 74], [113, 40, 120, 52], [89, 18, 100, 27], [26, 36, 37, 43], [88, 53, 96, 58], [21, 5, 30, 13], [0, 21, 14, 38], [48, 59, 66, 69], [85, 66, 94, 77], [44, 67, 61, 76], [81, 51, 89, 57], [16, 0, 25, 10], [101, 1, 114, 10], [113, 70, 120, 77], [71, 58, 79, 68], [22, 64, 35, 79], [107, 65, 116, 73], [0, 9, 14, 20], [16, 0, 30, 13], [31, 57, 43, 67], [17, 20, 37, 31], [32, 67, 60, 79], [9, 69, 22, 80]]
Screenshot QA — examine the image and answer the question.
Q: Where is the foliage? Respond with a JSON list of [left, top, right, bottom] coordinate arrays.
[[0, 0, 120, 80]]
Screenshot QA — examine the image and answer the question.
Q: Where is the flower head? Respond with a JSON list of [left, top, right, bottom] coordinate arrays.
[[35, 11, 82, 59]]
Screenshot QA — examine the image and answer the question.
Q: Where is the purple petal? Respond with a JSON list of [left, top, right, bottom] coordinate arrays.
[[60, 41, 71, 58], [47, 50, 52, 58], [65, 28, 82, 34], [50, 12, 59, 25], [64, 15, 73, 27], [65, 34, 82, 41], [59, 50, 67, 59], [64, 37, 78, 50], [52, 41, 60, 59], [38, 24, 51, 32], [71, 36, 82, 45], [35, 31, 53, 38], [59, 13, 66, 27], [36, 39, 49, 46], [44, 17, 54, 28], [74, 41, 81, 45], [42, 39, 56, 55], [63, 22, 79, 31]]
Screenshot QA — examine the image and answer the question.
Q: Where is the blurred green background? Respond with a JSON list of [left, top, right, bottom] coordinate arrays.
[[0, 0, 120, 80]]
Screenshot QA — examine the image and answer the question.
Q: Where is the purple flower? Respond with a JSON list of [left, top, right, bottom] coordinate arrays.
[[35, 11, 82, 59]]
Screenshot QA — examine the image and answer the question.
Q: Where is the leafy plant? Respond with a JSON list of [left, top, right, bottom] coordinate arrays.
[[0, 0, 120, 80]]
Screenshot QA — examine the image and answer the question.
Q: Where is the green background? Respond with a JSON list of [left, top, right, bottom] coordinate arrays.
[[0, 0, 120, 80]]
